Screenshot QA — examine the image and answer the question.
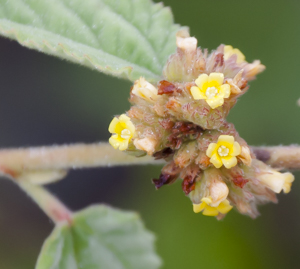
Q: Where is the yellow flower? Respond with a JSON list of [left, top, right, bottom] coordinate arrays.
[[190, 73, 230, 109], [193, 197, 233, 216], [206, 135, 241, 169], [224, 45, 246, 63], [108, 114, 135, 151], [132, 77, 158, 101]]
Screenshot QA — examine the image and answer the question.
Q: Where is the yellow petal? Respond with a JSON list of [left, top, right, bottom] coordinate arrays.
[[118, 140, 129, 151], [125, 121, 136, 136], [210, 153, 223, 168], [109, 135, 121, 149], [191, 86, 206, 100], [208, 73, 224, 86], [224, 45, 246, 63], [217, 199, 233, 214], [219, 84, 231, 98], [195, 74, 209, 89], [108, 117, 119, 133], [231, 142, 241, 156], [233, 48, 246, 63], [224, 45, 233, 56], [222, 156, 237, 169], [206, 95, 224, 109], [119, 114, 131, 122], [202, 205, 219, 216], [201, 197, 212, 204], [193, 203, 206, 213], [206, 143, 218, 157], [282, 172, 294, 193], [218, 135, 234, 146]]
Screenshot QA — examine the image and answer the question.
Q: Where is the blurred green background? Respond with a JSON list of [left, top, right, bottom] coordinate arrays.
[[0, 0, 300, 268]]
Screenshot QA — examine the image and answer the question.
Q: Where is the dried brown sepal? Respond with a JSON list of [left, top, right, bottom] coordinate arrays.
[[152, 173, 178, 189], [152, 161, 180, 189], [232, 176, 249, 188], [182, 176, 196, 195], [158, 80, 177, 95], [212, 53, 224, 70], [153, 147, 175, 160], [167, 121, 203, 149], [181, 164, 200, 195]]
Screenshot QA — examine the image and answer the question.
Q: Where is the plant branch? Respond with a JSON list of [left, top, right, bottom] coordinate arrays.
[[17, 180, 72, 224], [0, 142, 164, 172], [0, 143, 299, 173], [252, 145, 300, 170]]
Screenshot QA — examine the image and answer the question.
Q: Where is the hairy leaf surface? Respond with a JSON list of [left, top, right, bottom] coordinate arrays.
[[36, 205, 161, 269], [0, 0, 184, 81]]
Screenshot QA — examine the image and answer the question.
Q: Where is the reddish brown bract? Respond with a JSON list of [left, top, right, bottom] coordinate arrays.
[[158, 80, 177, 95]]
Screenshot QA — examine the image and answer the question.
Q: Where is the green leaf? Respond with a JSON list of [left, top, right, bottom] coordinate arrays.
[[36, 205, 161, 269], [0, 0, 185, 82]]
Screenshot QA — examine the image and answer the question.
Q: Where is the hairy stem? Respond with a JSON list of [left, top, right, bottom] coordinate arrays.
[[0, 142, 164, 171], [0, 143, 299, 172], [18, 180, 72, 224], [252, 145, 300, 170]]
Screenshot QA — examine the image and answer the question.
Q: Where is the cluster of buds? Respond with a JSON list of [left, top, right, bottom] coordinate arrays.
[[108, 30, 294, 219]]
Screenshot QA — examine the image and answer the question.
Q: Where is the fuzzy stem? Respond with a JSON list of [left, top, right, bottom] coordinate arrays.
[[0, 142, 164, 171], [252, 145, 300, 170], [17, 180, 72, 224], [0, 143, 299, 172]]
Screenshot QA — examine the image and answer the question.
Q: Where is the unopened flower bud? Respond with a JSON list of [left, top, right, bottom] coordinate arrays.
[[257, 164, 294, 193], [209, 178, 229, 207], [225, 70, 245, 95], [189, 168, 228, 207], [176, 35, 197, 53], [243, 60, 266, 81], [238, 146, 252, 166], [133, 137, 157, 155], [132, 77, 158, 101], [174, 141, 198, 168]]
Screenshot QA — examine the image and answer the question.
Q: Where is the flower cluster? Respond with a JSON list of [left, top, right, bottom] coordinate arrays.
[[108, 30, 294, 219]]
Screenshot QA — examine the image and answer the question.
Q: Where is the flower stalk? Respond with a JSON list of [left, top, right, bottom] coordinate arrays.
[[17, 180, 72, 224]]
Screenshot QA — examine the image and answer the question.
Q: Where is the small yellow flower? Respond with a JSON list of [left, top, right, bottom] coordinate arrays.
[[193, 197, 233, 216], [190, 73, 230, 109], [108, 114, 135, 151], [132, 77, 158, 101], [206, 135, 241, 169], [224, 45, 246, 63]]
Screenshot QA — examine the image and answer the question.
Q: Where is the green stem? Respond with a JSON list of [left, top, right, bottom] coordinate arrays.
[[18, 180, 72, 224]]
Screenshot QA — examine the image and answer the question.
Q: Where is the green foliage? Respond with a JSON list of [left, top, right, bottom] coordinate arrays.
[[36, 205, 161, 269], [0, 0, 184, 82]]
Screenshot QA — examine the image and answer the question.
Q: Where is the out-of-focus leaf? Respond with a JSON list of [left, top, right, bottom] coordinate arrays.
[[36, 205, 161, 269], [0, 0, 184, 82]]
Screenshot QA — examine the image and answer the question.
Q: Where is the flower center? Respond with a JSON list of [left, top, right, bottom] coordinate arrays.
[[218, 145, 229, 157], [205, 87, 218, 99], [121, 129, 131, 139]]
